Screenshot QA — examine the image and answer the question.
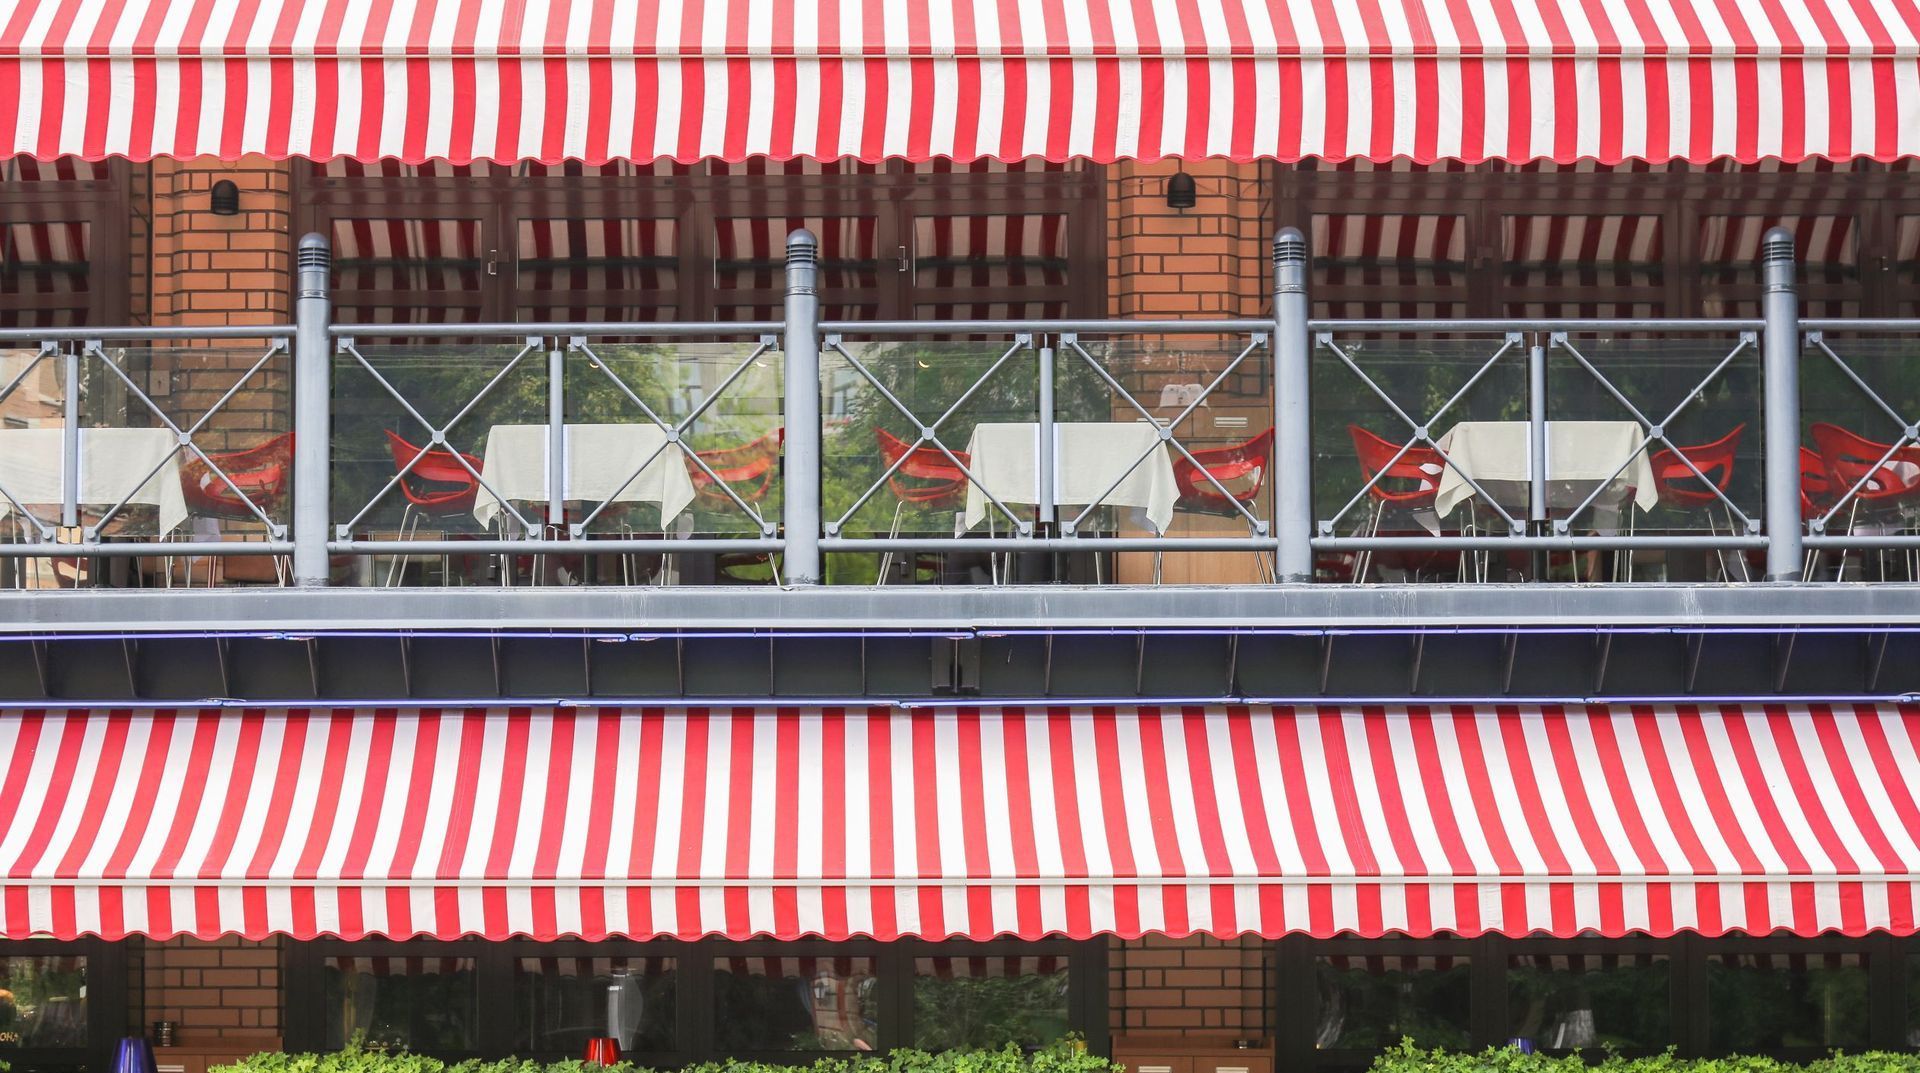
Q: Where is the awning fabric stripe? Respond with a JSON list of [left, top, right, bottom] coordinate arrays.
[[3, 704, 1919, 942], [3, 0, 1920, 164]]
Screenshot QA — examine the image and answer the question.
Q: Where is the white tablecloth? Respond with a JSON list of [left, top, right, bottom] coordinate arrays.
[[0, 427, 189, 535], [962, 421, 1179, 534], [1432, 420, 1659, 522], [472, 424, 698, 531]]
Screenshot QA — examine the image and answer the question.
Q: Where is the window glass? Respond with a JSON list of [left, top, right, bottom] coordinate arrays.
[[515, 955, 676, 1056], [1310, 213, 1468, 320], [1697, 214, 1859, 318], [0, 955, 87, 1049], [912, 955, 1071, 1050], [1706, 952, 1868, 1051], [1500, 214, 1665, 318], [1507, 951, 1670, 1050], [1315, 954, 1472, 1051], [516, 218, 679, 322], [322, 955, 479, 1053], [711, 956, 878, 1052]]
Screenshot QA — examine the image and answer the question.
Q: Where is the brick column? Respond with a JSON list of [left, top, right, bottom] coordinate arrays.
[[1109, 934, 1274, 1037], [146, 156, 294, 327], [1106, 161, 1271, 320], [140, 936, 284, 1038]]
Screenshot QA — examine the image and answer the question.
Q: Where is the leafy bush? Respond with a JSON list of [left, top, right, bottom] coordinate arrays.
[[211, 1037, 1116, 1073], [1370, 1041, 1920, 1073]]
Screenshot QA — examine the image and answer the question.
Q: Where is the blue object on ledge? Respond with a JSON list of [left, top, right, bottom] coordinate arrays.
[[112, 1036, 159, 1073], [1505, 1039, 1536, 1055]]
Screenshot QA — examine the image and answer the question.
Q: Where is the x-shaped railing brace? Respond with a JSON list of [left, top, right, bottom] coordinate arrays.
[[1552, 331, 1758, 534], [1317, 333, 1527, 537], [1804, 332, 1920, 535], [1059, 333, 1270, 536], [86, 338, 293, 542], [335, 337, 542, 540], [825, 334, 1034, 538], [567, 335, 781, 539]]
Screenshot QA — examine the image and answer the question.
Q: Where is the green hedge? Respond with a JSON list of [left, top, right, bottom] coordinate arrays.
[[210, 1038, 1117, 1073], [1374, 1042, 1920, 1073]]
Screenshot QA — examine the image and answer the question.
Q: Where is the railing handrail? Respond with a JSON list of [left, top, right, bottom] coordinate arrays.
[[329, 321, 781, 338], [0, 326, 295, 342]]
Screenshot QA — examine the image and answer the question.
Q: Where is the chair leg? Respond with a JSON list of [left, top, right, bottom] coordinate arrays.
[[386, 504, 415, 587]]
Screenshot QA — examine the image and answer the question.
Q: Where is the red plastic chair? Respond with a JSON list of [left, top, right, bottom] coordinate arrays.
[[1650, 424, 1744, 507], [688, 427, 784, 505], [1645, 425, 1747, 581], [182, 432, 294, 521], [1810, 423, 1920, 514], [1346, 425, 1457, 582], [174, 431, 296, 586], [681, 428, 786, 584], [873, 428, 975, 584], [874, 428, 971, 507], [1173, 427, 1275, 516], [382, 430, 484, 585], [1809, 423, 1920, 581]]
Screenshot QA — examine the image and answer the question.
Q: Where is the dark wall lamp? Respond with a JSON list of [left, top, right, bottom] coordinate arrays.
[[1164, 171, 1197, 209], [209, 179, 241, 216]]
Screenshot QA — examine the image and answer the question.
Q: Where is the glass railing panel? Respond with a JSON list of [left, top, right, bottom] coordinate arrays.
[[331, 340, 547, 586]]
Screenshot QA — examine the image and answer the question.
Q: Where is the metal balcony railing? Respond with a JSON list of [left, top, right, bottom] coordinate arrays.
[[6, 226, 1916, 589]]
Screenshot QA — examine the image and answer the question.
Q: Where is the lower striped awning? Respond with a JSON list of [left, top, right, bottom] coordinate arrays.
[[2, 704, 1917, 941]]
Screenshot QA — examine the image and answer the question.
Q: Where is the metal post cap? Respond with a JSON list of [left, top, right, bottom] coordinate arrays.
[[1271, 226, 1307, 266], [1760, 226, 1796, 290], [786, 228, 819, 267]]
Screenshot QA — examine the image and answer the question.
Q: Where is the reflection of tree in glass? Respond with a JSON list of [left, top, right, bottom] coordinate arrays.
[[0, 957, 88, 1049], [912, 971, 1071, 1051], [1315, 962, 1472, 1052], [1705, 959, 1869, 1052], [1505, 961, 1670, 1050], [711, 968, 877, 1052], [323, 965, 477, 1054]]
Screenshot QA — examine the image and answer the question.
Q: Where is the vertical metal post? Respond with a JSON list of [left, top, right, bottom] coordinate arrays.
[[1761, 227, 1804, 582], [546, 342, 566, 527], [1527, 336, 1549, 527], [1037, 343, 1056, 527], [1272, 227, 1313, 582], [60, 343, 80, 530], [293, 233, 333, 587], [782, 229, 823, 585]]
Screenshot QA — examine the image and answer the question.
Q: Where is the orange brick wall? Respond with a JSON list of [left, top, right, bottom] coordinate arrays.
[[140, 936, 285, 1038], [1107, 161, 1272, 321], [145, 157, 294, 327], [1109, 934, 1273, 1038]]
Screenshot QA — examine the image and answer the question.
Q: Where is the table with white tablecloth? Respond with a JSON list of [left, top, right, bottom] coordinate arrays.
[[0, 427, 189, 535], [962, 421, 1179, 534], [471, 423, 698, 530], [1432, 420, 1659, 526]]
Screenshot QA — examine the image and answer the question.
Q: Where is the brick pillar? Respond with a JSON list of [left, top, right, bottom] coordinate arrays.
[[147, 157, 294, 327], [1104, 162, 1274, 585], [140, 936, 285, 1040], [1109, 934, 1274, 1037], [1106, 161, 1271, 320]]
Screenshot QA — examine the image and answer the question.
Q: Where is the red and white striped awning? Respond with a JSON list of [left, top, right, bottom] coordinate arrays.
[[3, 704, 1919, 942], [3, 0, 1920, 164]]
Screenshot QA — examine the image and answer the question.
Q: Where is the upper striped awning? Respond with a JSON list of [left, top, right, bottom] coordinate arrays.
[[3, 704, 1919, 942], [3, 0, 1920, 164]]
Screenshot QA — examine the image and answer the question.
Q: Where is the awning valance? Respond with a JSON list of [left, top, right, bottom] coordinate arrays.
[[2, 704, 1917, 941], [2, 0, 1919, 165]]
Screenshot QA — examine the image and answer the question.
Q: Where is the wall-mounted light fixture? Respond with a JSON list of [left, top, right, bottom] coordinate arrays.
[[209, 180, 241, 216], [1164, 171, 1197, 209]]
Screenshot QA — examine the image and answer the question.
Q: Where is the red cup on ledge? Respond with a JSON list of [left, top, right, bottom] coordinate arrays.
[[583, 1038, 621, 1066]]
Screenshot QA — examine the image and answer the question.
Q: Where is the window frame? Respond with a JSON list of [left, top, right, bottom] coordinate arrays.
[[0, 937, 130, 1073], [1270, 163, 1915, 318], [0, 159, 132, 329], [292, 163, 1108, 327], [285, 936, 1107, 1063]]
